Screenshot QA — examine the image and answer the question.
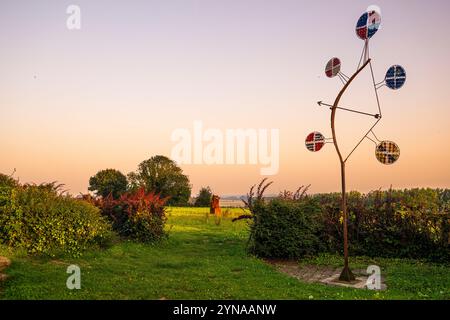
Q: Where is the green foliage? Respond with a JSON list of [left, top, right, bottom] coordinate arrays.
[[248, 198, 324, 259], [242, 180, 449, 263], [99, 187, 168, 243], [0, 183, 113, 256], [317, 188, 450, 262], [88, 169, 128, 199], [0, 173, 18, 189], [128, 155, 191, 206], [0, 173, 19, 208], [194, 186, 212, 207]]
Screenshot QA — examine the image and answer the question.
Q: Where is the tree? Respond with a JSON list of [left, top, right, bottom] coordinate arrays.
[[88, 169, 128, 199], [128, 155, 191, 206], [194, 186, 213, 207]]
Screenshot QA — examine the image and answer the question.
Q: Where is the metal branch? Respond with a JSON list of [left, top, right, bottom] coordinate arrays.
[[369, 60, 382, 118], [340, 72, 350, 80], [317, 101, 380, 119], [344, 118, 381, 163], [365, 40, 370, 61], [376, 83, 385, 90], [365, 135, 378, 145], [337, 73, 347, 85], [357, 43, 366, 70], [370, 129, 381, 142]]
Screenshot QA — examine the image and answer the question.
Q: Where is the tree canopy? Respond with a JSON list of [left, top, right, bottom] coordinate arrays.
[[128, 155, 191, 206], [88, 169, 128, 199], [194, 186, 213, 207]]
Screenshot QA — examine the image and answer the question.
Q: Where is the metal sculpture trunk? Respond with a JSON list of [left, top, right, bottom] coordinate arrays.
[[331, 59, 371, 281]]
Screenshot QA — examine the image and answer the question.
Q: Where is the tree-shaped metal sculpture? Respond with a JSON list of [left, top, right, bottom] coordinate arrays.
[[305, 8, 406, 282]]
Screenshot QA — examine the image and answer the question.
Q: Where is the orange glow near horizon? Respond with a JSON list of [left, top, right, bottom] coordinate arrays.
[[1, 1, 449, 196]]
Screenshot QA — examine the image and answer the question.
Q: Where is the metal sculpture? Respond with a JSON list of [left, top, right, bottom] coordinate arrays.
[[306, 8, 406, 281]]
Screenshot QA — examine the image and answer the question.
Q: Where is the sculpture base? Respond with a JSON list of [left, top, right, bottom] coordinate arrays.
[[338, 265, 356, 282]]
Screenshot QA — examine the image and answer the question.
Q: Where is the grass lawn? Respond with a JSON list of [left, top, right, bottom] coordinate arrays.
[[0, 207, 449, 300]]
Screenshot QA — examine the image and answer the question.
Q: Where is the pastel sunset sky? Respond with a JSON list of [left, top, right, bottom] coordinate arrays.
[[1, 0, 449, 196]]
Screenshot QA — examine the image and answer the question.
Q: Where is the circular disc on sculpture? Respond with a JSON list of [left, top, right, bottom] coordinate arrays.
[[375, 140, 400, 165], [356, 10, 381, 40], [305, 131, 325, 152], [385, 65, 406, 90], [325, 57, 341, 78]]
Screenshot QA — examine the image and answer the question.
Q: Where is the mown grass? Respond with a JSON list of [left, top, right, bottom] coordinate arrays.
[[0, 207, 448, 300]]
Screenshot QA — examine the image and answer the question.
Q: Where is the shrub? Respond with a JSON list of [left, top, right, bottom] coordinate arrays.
[[88, 169, 128, 199], [0, 183, 113, 256], [0, 173, 19, 207], [248, 198, 324, 259], [99, 187, 168, 242], [0, 173, 18, 189]]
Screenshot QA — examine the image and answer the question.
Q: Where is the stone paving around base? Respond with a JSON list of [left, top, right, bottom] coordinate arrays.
[[266, 260, 387, 290]]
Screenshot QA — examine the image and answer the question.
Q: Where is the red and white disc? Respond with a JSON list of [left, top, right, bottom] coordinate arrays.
[[325, 58, 341, 78], [305, 132, 325, 152]]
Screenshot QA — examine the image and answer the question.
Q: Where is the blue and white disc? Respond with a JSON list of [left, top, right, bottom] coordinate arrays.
[[385, 65, 406, 90]]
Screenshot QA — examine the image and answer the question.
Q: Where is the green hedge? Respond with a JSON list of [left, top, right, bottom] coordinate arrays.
[[248, 198, 324, 259], [317, 189, 450, 262], [247, 188, 449, 263], [0, 183, 113, 256]]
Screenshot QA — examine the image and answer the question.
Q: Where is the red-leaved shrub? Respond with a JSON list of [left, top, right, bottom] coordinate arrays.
[[98, 188, 169, 242]]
